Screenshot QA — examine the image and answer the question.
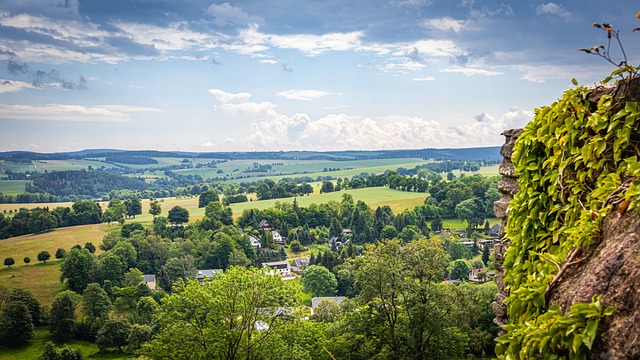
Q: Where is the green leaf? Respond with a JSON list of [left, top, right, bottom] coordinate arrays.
[[572, 78, 578, 86]]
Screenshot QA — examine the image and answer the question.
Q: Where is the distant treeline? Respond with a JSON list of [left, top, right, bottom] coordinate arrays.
[[105, 155, 158, 165], [26, 170, 148, 198]]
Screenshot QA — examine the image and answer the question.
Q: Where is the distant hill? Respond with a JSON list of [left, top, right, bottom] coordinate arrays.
[[0, 146, 501, 162]]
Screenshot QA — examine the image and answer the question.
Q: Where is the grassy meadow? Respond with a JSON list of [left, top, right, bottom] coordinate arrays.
[[0, 180, 29, 196]]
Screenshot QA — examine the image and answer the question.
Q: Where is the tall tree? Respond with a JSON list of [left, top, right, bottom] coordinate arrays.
[[149, 200, 162, 218], [3, 257, 14, 268], [82, 283, 112, 321], [37, 250, 51, 263], [167, 206, 189, 224], [60, 248, 98, 293], [49, 292, 77, 340], [302, 265, 338, 297], [0, 300, 33, 347], [198, 190, 219, 208]]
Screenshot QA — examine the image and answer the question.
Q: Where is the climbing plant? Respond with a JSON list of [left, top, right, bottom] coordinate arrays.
[[495, 70, 640, 358]]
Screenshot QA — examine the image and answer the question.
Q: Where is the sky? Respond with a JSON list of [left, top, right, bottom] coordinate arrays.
[[0, 0, 638, 153]]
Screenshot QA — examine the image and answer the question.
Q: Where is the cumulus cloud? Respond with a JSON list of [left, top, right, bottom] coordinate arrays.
[[439, 66, 502, 76], [277, 90, 330, 101], [208, 89, 252, 103], [422, 17, 468, 32], [0, 104, 162, 122], [207, 2, 263, 27], [535, 3, 570, 18]]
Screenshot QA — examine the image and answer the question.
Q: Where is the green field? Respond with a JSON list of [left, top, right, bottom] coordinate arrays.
[[0, 180, 29, 196], [0, 328, 129, 360]]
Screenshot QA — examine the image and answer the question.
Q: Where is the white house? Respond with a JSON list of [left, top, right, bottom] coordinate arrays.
[[262, 261, 291, 277], [250, 236, 262, 250], [272, 231, 286, 245], [195, 269, 223, 282]]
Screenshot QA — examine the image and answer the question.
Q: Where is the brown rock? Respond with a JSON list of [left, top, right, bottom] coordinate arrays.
[[499, 159, 517, 177], [498, 177, 520, 195], [548, 210, 640, 359], [494, 196, 512, 219]]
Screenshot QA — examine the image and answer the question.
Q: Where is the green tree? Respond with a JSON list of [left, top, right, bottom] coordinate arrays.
[[146, 267, 296, 359], [84, 242, 96, 253], [448, 259, 472, 280], [167, 206, 189, 224], [55, 248, 66, 260], [23, 256, 31, 265], [228, 248, 252, 268], [380, 225, 398, 240], [482, 244, 490, 266], [198, 190, 219, 208], [455, 197, 484, 230], [149, 200, 162, 218], [96, 318, 132, 353], [0, 300, 33, 347], [99, 254, 127, 287], [311, 299, 342, 323], [8, 288, 42, 325], [39, 341, 83, 360], [127, 324, 153, 351], [37, 250, 51, 263], [4, 257, 14, 268], [134, 296, 157, 325], [48, 292, 77, 340], [302, 265, 338, 297], [320, 181, 334, 193], [124, 198, 142, 219], [82, 283, 112, 321], [60, 248, 98, 293], [289, 239, 303, 252]]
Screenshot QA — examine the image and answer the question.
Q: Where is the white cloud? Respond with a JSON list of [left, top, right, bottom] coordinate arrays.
[[439, 66, 502, 76], [0, 103, 162, 122], [258, 59, 278, 64], [535, 3, 570, 18], [514, 64, 605, 83], [207, 2, 263, 27], [0, 79, 35, 93], [208, 89, 253, 103], [277, 90, 330, 101], [412, 76, 436, 81], [201, 141, 215, 148], [422, 17, 468, 32]]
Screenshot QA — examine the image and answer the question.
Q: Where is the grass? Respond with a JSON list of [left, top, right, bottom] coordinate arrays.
[[0, 262, 65, 306], [441, 218, 501, 231], [0, 328, 132, 360], [0, 224, 108, 268], [0, 180, 30, 196]]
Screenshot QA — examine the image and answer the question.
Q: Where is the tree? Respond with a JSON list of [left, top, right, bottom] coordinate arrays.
[[98, 253, 126, 287], [448, 259, 472, 280], [302, 265, 338, 297], [96, 318, 132, 353], [82, 283, 112, 321], [146, 267, 296, 359], [55, 248, 66, 259], [0, 300, 33, 347], [49, 292, 77, 340], [60, 248, 98, 293], [8, 288, 42, 325], [37, 250, 51, 263], [23, 256, 31, 265], [455, 197, 484, 230], [380, 225, 398, 240], [124, 198, 142, 219], [4, 257, 14, 268], [149, 200, 162, 218], [84, 242, 96, 253], [228, 248, 252, 268], [134, 296, 157, 325], [482, 244, 490, 266], [320, 181, 334, 193], [312, 299, 342, 323], [289, 239, 303, 252], [198, 190, 219, 208], [39, 341, 83, 360], [167, 206, 189, 224]]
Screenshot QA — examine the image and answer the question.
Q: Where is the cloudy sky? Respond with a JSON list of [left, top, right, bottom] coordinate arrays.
[[0, 0, 638, 153]]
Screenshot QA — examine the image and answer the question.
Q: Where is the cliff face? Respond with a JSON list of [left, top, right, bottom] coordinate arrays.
[[493, 76, 640, 359]]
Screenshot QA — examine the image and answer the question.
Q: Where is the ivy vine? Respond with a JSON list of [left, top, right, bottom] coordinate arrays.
[[496, 71, 640, 359]]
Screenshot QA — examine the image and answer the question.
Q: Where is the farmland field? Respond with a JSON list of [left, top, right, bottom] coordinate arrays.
[[0, 180, 29, 195]]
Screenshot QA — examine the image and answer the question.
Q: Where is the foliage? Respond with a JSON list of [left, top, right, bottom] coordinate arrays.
[[1, 300, 34, 347], [497, 70, 639, 358], [8, 288, 42, 325], [302, 265, 338, 297], [49, 292, 77, 340], [145, 267, 296, 359], [38, 341, 83, 360], [82, 283, 112, 321], [311, 299, 342, 323], [60, 248, 98, 293], [96, 318, 132, 353], [38, 250, 51, 263], [167, 206, 189, 224], [4, 257, 14, 268]]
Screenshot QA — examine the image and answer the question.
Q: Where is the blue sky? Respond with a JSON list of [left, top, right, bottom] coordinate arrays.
[[0, 0, 638, 153]]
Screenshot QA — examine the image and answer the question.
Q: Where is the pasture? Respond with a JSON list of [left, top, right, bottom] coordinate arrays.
[[0, 180, 29, 196]]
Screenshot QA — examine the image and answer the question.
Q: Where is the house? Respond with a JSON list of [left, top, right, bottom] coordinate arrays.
[[258, 219, 273, 231], [328, 236, 349, 250], [342, 229, 352, 236], [195, 269, 223, 282], [487, 223, 500, 237], [142, 274, 156, 290], [272, 231, 286, 245], [291, 257, 310, 273], [480, 239, 498, 249], [250, 236, 262, 250], [311, 296, 347, 309], [262, 261, 291, 277]]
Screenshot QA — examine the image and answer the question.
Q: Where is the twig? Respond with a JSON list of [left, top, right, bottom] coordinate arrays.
[[544, 247, 579, 300]]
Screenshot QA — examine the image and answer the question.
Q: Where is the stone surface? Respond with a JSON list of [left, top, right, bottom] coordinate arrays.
[[493, 196, 512, 219], [498, 177, 520, 196], [549, 210, 640, 360], [499, 129, 524, 158], [498, 159, 516, 177]]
